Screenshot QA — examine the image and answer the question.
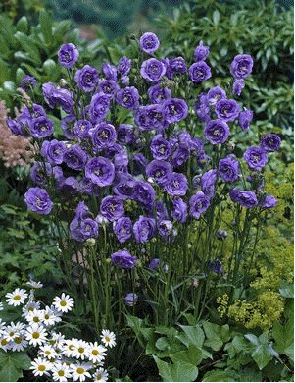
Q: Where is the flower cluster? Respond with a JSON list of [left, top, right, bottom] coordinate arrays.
[[6, 33, 281, 268], [0, 283, 115, 382]]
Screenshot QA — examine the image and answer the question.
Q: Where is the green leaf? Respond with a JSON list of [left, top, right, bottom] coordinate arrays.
[[43, 59, 57, 77], [213, 10, 220, 27], [170, 344, 204, 366], [245, 334, 259, 346], [14, 31, 41, 65], [0, 351, 27, 382], [279, 281, 294, 298], [202, 368, 237, 382], [16, 16, 28, 34], [178, 325, 205, 348], [251, 344, 272, 370], [16, 68, 25, 85], [10, 352, 31, 370], [202, 321, 223, 351], [156, 337, 170, 351], [153, 356, 198, 382], [39, 9, 53, 46]]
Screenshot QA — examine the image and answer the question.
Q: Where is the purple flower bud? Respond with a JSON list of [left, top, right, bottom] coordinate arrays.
[[6, 118, 27, 136], [208, 258, 223, 274], [70, 217, 98, 242], [139, 32, 160, 54], [171, 144, 190, 168], [116, 86, 139, 110], [164, 173, 188, 196], [114, 172, 137, 199], [189, 61, 211, 82], [89, 92, 111, 123], [74, 65, 99, 92], [189, 191, 210, 219], [20, 75, 36, 91], [133, 216, 156, 244], [148, 258, 161, 270], [58, 43, 79, 69], [215, 99, 240, 122], [158, 220, 173, 239], [111, 250, 137, 269], [171, 197, 187, 223], [100, 195, 124, 222], [243, 146, 268, 171], [113, 217, 133, 243], [218, 154, 240, 183], [238, 109, 253, 131], [194, 41, 210, 62], [216, 230, 227, 240], [260, 194, 277, 209], [229, 188, 258, 209], [204, 119, 230, 145], [232, 79, 245, 96], [30, 162, 52, 187], [140, 59, 166, 82], [85, 156, 115, 187], [260, 134, 281, 152], [24, 187, 53, 215], [163, 98, 188, 124], [230, 54, 254, 80]]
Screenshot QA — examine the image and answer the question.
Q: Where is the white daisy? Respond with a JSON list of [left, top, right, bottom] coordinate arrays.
[[39, 344, 58, 360], [3, 322, 24, 342], [0, 319, 6, 335], [22, 299, 40, 315], [63, 338, 78, 357], [0, 335, 12, 351], [42, 306, 62, 326], [100, 330, 116, 348], [71, 362, 92, 382], [53, 293, 74, 313], [51, 362, 72, 382], [6, 288, 28, 306], [25, 308, 44, 325], [11, 333, 28, 352], [88, 342, 107, 363], [25, 323, 47, 346], [30, 357, 52, 376], [50, 331, 66, 348], [71, 339, 90, 360], [93, 367, 109, 382], [26, 280, 43, 289]]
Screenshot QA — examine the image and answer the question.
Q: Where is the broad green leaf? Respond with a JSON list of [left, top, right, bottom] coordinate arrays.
[[16, 68, 25, 84], [178, 325, 205, 347], [0, 351, 26, 382], [153, 355, 172, 382], [245, 334, 259, 346], [170, 344, 204, 366], [16, 16, 28, 34], [170, 360, 198, 382], [279, 281, 294, 298], [213, 10, 220, 27], [251, 344, 272, 370], [10, 352, 31, 370], [202, 368, 237, 382], [39, 9, 53, 46], [202, 321, 223, 351], [156, 337, 170, 351], [14, 32, 41, 65]]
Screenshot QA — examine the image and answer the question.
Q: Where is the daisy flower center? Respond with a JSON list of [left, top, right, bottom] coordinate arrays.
[[76, 367, 85, 374], [14, 295, 21, 301], [38, 365, 46, 371], [60, 300, 67, 306], [44, 314, 50, 319], [1, 338, 7, 346], [92, 350, 99, 355], [32, 332, 40, 339], [78, 347, 85, 354], [33, 316, 39, 322], [58, 370, 65, 377], [105, 336, 110, 343], [15, 337, 22, 344]]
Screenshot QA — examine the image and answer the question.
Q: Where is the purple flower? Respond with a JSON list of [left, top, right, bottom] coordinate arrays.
[[113, 217, 133, 243], [207, 86, 226, 106], [229, 188, 258, 209], [194, 41, 210, 62], [166, 57, 187, 79], [156, 200, 169, 221], [129, 153, 148, 176], [260, 194, 277, 209], [70, 215, 99, 242], [42, 82, 74, 113], [204, 119, 230, 145], [171, 144, 190, 168], [189, 191, 210, 219], [201, 169, 217, 198], [218, 154, 240, 183], [41, 139, 66, 165], [140, 59, 166, 82], [30, 116, 54, 138], [6, 119, 25, 136], [64, 145, 88, 171], [134, 104, 168, 132], [117, 56, 132, 76], [260, 134, 281, 152], [24, 188, 53, 215], [139, 32, 160, 54], [158, 220, 173, 239], [216, 99, 239, 122], [194, 93, 211, 123], [133, 216, 156, 244], [30, 162, 52, 187], [133, 181, 156, 210], [232, 79, 245, 96], [102, 62, 117, 81], [20, 75, 36, 91], [111, 250, 137, 269], [85, 157, 115, 186], [91, 122, 117, 149], [124, 293, 138, 306], [146, 160, 172, 186], [171, 197, 187, 223], [150, 135, 171, 160], [117, 124, 136, 145], [61, 114, 75, 139], [244, 146, 268, 171], [96, 80, 119, 99], [238, 109, 253, 131], [74, 119, 92, 139], [208, 258, 223, 274], [148, 258, 161, 270], [114, 150, 128, 172], [163, 98, 188, 124], [114, 172, 137, 199], [100, 195, 124, 222], [148, 84, 171, 104], [189, 61, 211, 82], [116, 86, 139, 110], [164, 173, 188, 196], [74, 65, 99, 92], [230, 54, 254, 80], [58, 43, 79, 69], [89, 92, 110, 123]]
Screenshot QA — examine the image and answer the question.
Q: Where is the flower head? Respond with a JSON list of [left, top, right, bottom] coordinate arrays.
[[58, 43, 79, 69], [218, 154, 240, 183], [111, 250, 137, 269], [238, 109, 253, 131], [204, 119, 230, 145], [30, 357, 52, 377], [6, 288, 27, 306], [243, 146, 268, 171], [189, 191, 210, 219], [74, 65, 99, 92], [133, 216, 156, 244], [260, 133, 281, 152], [215, 99, 239, 122], [189, 61, 211, 82], [53, 293, 74, 313], [230, 54, 254, 80], [100, 329, 116, 348], [24, 188, 53, 215], [139, 32, 160, 54], [194, 41, 210, 62], [85, 157, 115, 187], [140, 58, 166, 82]]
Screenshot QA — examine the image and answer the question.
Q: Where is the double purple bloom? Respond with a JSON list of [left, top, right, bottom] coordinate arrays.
[[24, 188, 53, 215]]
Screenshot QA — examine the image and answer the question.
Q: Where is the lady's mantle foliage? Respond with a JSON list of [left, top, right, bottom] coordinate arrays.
[[8, 33, 281, 265]]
